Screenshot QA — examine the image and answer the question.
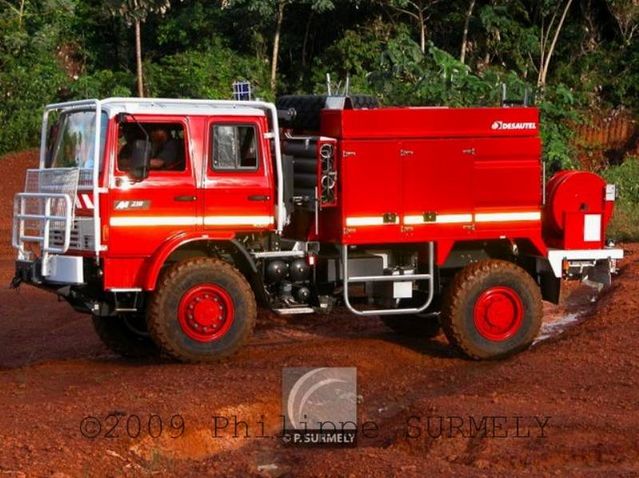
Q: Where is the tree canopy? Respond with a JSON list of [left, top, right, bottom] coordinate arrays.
[[0, 0, 638, 166]]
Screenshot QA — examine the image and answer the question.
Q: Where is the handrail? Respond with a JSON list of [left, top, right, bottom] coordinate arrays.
[[12, 193, 73, 275], [342, 242, 435, 316]]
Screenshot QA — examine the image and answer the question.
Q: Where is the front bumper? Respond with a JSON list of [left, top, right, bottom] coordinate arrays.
[[11, 259, 42, 288], [12, 255, 85, 289]]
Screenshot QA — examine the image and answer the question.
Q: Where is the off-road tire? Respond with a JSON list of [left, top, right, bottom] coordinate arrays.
[[276, 95, 379, 131], [92, 314, 159, 358], [147, 257, 256, 363], [382, 314, 441, 338], [441, 260, 542, 360]]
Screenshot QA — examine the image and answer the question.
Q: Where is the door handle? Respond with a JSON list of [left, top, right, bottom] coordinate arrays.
[[248, 195, 271, 201], [174, 195, 197, 202]]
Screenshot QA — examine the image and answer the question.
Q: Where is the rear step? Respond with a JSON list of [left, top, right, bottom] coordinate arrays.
[[273, 307, 315, 316]]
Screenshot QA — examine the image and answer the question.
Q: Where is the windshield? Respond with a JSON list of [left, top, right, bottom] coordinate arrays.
[[47, 110, 107, 170]]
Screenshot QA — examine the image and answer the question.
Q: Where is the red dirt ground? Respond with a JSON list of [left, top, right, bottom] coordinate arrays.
[[1, 151, 638, 477]]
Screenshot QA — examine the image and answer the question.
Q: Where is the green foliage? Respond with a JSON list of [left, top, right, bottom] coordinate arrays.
[[106, 0, 176, 24], [145, 40, 272, 101], [367, 35, 525, 108], [68, 70, 135, 98], [311, 19, 400, 95], [0, 0, 72, 154], [603, 157, 639, 241], [537, 84, 579, 171], [0, 0, 638, 194], [478, 1, 537, 75], [228, 0, 337, 16]]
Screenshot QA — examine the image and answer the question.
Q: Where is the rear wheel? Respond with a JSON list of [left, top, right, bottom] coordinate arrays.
[[441, 260, 542, 360], [147, 257, 256, 363], [92, 313, 158, 358]]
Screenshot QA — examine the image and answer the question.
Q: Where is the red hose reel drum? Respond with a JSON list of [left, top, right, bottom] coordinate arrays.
[[543, 171, 615, 249]]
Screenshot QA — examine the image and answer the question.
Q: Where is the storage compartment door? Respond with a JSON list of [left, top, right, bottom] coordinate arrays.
[[340, 140, 402, 244]]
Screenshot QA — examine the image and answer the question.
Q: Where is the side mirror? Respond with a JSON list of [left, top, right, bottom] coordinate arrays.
[[129, 139, 151, 181]]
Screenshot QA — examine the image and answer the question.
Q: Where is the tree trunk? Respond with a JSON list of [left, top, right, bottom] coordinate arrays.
[[460, 0, 476, 64], [271, 1, 285, 93], [135, 19, 144, 98], [301, 13, 313, 68], [419, 9, 426, 54], [18, 0, 25, 27], [538, 0, 574, 88]]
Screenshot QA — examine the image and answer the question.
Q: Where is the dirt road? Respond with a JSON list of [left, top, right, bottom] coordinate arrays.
[[1, 152, 638, 477]]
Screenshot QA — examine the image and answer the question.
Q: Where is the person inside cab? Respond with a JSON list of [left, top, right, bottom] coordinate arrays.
[[149, 126, 184, 170], [117, 123, 185, 172]]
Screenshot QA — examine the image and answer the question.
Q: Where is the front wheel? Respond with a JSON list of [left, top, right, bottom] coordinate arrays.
[[441, 260, 542, 360], [147, 257, 257, 363], [92, 313, 159, 358]]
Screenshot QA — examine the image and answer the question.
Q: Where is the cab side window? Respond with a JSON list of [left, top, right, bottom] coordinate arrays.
[[211, 124, 259, 171], [118, 122, 186, 172]]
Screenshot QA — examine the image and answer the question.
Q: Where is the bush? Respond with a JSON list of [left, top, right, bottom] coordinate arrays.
[[0, 4, 70, 155], [603, 157, 639, 241], [145, 40, 272, 101], [66, 70, 134, 98]]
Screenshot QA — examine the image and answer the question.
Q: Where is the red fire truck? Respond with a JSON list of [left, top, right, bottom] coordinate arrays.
[[12, 96, 623, 362]]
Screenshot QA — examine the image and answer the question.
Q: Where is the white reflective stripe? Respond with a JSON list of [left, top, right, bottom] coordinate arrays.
[[346, 216, 399, 227], [404, 214, 473, 225], [474, 211, 541, 223], [204, 216, 274, 226], [82, 194, 94, 209], [439, 214, 474, 224], [110, 215, 275, 227], [110, 216, 200, 227], [354, 212, 540, 227]]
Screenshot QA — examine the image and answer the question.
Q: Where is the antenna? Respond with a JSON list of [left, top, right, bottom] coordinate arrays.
[[500, 83, 534, 107]]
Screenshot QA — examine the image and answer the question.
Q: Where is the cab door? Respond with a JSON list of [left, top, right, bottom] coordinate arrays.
[[203, 116, 275, 233], [108, 116, 198, 257]]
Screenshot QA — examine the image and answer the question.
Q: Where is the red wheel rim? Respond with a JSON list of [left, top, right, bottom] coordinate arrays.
[[178, 284, 235, 342], [473, 286, 523, 341]]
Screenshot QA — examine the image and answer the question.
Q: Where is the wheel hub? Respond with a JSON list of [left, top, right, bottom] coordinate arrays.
[[178, 284, 234, 342], [473, 286, 523, 341]]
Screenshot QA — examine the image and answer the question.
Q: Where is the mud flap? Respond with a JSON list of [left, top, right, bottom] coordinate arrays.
[[582, 259, 612, 293], [539, 271, 561, 304]]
